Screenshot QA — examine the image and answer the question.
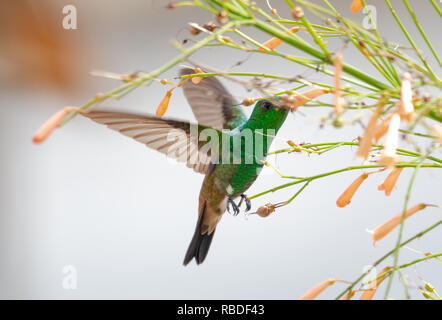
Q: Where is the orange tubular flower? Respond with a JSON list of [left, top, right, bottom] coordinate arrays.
[[156, 89, 173, 117], [359, 267, 392, 300], [367, 203, 428, 245], [259, 26, 300, 52], [33, 106, 78, 143], [356, 103, 383, 160], [156, 78, 189, 117], [299, 278, 337, 300], [350, 0, 363, 13], [378, 113, 400, 167], [333, 52, 344, 114], [399, 72, 415, 122], [373, 113, 394, 143], [285, 88, 328, 111], [431, 124, 442, 144], [336, 172, 373, 208], [378, 168, 403, 196], [341, 290, 356, 300]]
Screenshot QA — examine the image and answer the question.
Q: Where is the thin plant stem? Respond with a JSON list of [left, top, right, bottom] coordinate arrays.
[[335, 220, 442, 299], [384, 0, 439, 83], [383, 147, 437, 298], [249, 162, 441, 200], [403, 0, 442, 67], [429, 0, 442, 18], [60, 19, 252, 125]]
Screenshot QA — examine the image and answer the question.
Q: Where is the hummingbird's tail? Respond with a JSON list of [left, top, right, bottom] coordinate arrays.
[[183, 202, 216, 265]]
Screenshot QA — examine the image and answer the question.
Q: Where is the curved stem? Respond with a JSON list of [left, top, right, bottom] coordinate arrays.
[[249, 162, 441, 200], [335, 220, 442, 299]]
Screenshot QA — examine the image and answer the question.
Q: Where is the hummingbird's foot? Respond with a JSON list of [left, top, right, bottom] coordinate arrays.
[[238, 194, 252, 212], [227, 198, 240, 216]]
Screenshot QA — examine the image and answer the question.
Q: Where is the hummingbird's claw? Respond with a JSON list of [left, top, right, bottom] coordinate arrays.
[[227, 198, 240, 216], [239, 194, 252, 212], [245, 198, 252, 212]]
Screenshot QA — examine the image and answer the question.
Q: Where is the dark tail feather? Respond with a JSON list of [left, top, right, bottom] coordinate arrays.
[[183, 202, 216, 266]]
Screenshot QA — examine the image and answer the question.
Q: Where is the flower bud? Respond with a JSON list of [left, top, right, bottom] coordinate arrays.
[[241, 97, 255, 106], [291, 7, 304, 20], [203, 21, 217, 32], [256, 203, 276, 217], [189, 23, 202, 35], [350, 0, 363, 13], [216, 10, 228, 24]]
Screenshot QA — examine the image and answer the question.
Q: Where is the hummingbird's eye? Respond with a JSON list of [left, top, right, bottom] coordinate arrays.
[[261, 101, 272, 111]]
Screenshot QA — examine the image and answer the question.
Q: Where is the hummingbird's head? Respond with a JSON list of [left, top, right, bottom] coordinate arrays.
[[250, 98, 289, 131]]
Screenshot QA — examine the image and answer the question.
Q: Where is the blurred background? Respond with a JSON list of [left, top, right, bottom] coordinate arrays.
[[0, 0, 440, 299]]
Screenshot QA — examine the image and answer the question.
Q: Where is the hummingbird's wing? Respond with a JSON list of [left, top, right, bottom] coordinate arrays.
[[82, 110, 222, 174], [180, 68, 247, 130]]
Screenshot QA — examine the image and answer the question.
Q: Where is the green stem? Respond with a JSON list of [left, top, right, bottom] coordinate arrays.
[[270, 141, 442, 164], [367, 253, 442, 286], [324, 0, 397, 86], [297, 0, 435, 82], [429, 0, 442, 18], [335, 220, 442, 299], [208, 0, 390, 90], [249, 162, 441, 200], [384, 0, 439, 83], [231, 28, 378, 91], [299, 16, 330, 60], [285, 0, 295, 9], [384, 147, 436, 298], [396, 253, 442, 270], [253, 19, 390, 90], [361, 0, 400, 85], [284, 180, 311, 204], [60, 19, 252, 125], [403, 0, 442, 68]]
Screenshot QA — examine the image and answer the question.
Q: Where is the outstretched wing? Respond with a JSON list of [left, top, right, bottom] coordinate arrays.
[[180, 68, 247, 130], [82, 110, 222, 174]]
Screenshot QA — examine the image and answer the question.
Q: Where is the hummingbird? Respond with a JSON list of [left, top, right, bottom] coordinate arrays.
[[81, 68, 289, 265]]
